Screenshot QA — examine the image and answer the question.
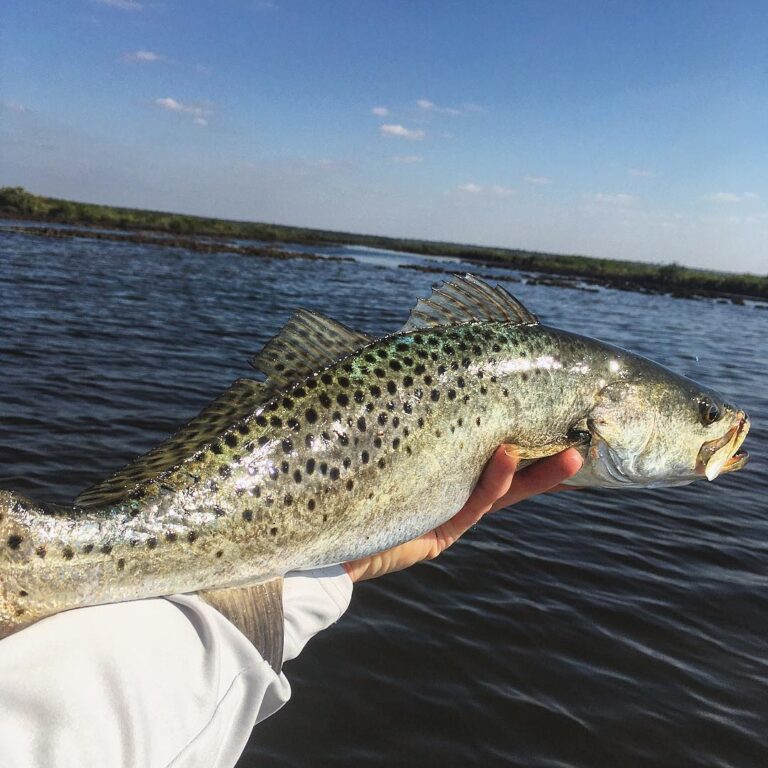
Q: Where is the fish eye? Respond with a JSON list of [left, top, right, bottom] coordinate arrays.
[[698, 397, 721, 426]]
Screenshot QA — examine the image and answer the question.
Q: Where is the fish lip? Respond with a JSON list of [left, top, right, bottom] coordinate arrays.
[[697, 413, 750, 480]]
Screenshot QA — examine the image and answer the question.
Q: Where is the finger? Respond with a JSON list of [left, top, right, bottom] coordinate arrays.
[[431, 446, 519, 551], [489, 448, 583, 513]]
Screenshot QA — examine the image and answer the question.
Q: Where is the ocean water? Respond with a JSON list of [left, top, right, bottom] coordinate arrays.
[[0, 225, 766, 767]]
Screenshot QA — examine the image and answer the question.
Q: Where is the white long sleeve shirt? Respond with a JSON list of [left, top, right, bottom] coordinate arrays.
[[0, 566, 353, 768]]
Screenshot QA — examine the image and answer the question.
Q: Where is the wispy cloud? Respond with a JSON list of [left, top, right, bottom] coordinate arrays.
[[525, 175, 552, 185], [416, 98, 461, 115], [391, 155, 423, 164], [457, 183, 514, 196], [2, 101, 27, 113], [628, 167, 655, 178], [123, 50, 162, 63], [705, 192, 759, 203], [371, 106, 389, 117], [594, 193, 637, 205], [154, 97, 211, 126], [195, 63, 211, 75], [94, 0, 142, 10], [380, 124, 424, 140]]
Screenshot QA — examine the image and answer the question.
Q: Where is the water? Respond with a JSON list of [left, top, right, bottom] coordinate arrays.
[[1, 225, 766, 767]]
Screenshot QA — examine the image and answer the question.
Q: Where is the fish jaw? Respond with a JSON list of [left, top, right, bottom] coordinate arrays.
[[699, 413, 750, 481]]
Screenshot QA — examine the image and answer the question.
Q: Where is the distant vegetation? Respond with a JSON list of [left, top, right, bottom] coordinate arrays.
[[2, 186, 766, 300]]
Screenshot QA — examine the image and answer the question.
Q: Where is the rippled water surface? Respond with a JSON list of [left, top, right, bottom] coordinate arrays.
[[1, 226, 766, 767]]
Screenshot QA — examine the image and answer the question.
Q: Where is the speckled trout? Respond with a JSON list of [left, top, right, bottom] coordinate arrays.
[[0, 276, 749, 667]]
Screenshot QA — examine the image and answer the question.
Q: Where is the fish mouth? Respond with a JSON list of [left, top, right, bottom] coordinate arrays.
[[697, 413, 750, 481]]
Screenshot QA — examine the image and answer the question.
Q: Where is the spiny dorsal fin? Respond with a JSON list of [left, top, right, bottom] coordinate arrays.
[[74, 379, 267, 508], [402, 274, 538, 332], [251, 309, 373, 392]]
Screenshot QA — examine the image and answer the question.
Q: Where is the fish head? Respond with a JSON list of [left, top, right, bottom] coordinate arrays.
[[575, 375, 750, 488]]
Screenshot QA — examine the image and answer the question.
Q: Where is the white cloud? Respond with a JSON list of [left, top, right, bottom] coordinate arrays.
[[380, 124, 425, 140], [416, 98, 461, 115], [706, 192, 759, 203], [94, 0, 142, 9], [195, 63, 211, 75], [371, 106, 389, 116], [457, 182, 514, 196], [123, 50, 161, 63], [154, 97, 211, 125], [391, 155, 423, 164], [594, 193, 637, 206], [628, 168, 655, 178], [525, 175, 552, 185]]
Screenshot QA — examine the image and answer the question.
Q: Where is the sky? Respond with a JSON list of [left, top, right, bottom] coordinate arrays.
[[1, 1, 767, 273]]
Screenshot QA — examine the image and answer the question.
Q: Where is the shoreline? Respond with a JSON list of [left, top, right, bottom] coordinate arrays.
[[2, 186, 766, 304], [7, 222, 765, 307]]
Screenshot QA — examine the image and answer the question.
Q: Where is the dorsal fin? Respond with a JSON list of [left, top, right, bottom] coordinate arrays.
[[401, 274, 538, 332], [251, 309, 373, 392], [74, 379, 268, 508]]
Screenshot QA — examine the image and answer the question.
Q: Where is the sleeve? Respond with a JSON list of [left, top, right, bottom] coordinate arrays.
[[0, 565, 353, 768]]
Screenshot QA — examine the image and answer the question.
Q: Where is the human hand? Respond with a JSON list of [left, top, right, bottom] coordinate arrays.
[[342, 446, 583, 583]]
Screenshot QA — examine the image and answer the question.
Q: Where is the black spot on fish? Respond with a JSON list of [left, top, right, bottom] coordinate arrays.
[[293, 470, 302, 483], [329, 468, 340, 481], [370, 384, 381, 397], [337, 393, 349, 407], [414, 363, 426, 375], [284, 494, 293, 505], [282, 438, 293, 454], [354, 390, 365, 403], [294, 387, 306, 398], [396, 342, 410, 352], [321, 373, 333, 385], [224, 434, 238, 448], [62, 546, 74, 560], [218, 465, 231, 478], [306, 379, 317, 389], [147, 537, 158, 549], [305, 408, 318, 424], [237, 423, 250, 435], [377, 348, 388, 359], [389, 360, 402, 371], [305, 434, 315, 448], [438, 364, 447, 375], [448, 389, 457, 400], [480, 386, 488, 395], [332, 411, 342, 422], [269, 466, 279, 481], [392, 416, 400, 427], [265, 496, 274, 506], [387, 381, 397, 395], [252, 486, 261, 498], [306, 458, 316, 474], [357, 416, 366, 431], [269, 527, 278, 536], [392, 438, 400, 450], [82, 544, 94, 554], [281, 461, 289, 474], [361, 450, 370, 464], [320, 462, 328, 475], [319, 393, 332, 408], [403, 375, 413, 387], [7, 535, 22, 550], [117, 558, 125, 570], [308, 499, 316, 511], [338, 377, 350, 389], [378, 458, 386, 468], [521, 372, 528, 382], [282, 397, 294, 409], [258, 436, 270, 446], [256, 415, 268, 427], [374, 367, 386, 378], [166, 531, 178, 542], [378, 413, 388, 425], [417, 417, 425, 428], [365, 402, 374, 412], [287, 418, 300, 431], [403, 401, 413, 414], [210, 441, 223, 455], [346, 479, 354, 491], [36, 546, 46, 558], [374, 437, 383, 448], [216, 549, 224, 558], [476, 417, 481, 426], [365, 353, 376, 363], [18, 589, 27, 598], [343, 457, 351, 469], [270, 416, 282, 428]]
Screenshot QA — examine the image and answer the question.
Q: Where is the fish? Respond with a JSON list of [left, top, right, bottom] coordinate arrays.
[[0, 275, 750, 669]]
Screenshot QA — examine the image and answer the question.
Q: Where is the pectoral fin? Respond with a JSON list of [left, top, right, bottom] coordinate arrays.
[[199, 577, 284, 673]]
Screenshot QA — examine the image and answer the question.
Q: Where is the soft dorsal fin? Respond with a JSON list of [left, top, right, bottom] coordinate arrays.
[[74, 379, 268, 508], [251, 309, 373, 392], [402, 274, 538, 331]]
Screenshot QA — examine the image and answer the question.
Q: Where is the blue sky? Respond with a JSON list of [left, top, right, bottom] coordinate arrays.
[[2, 1, 767, 272]]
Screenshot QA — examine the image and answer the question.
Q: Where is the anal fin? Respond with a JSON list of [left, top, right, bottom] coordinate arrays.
[[199, 577, 285, 673]]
